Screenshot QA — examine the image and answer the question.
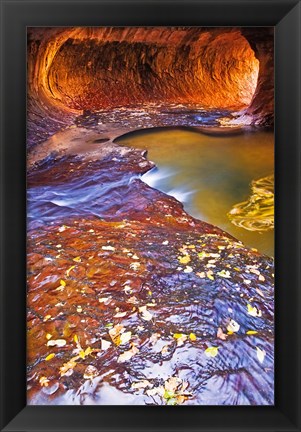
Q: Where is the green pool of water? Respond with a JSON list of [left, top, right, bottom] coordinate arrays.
[[117, 128, 274, 257]]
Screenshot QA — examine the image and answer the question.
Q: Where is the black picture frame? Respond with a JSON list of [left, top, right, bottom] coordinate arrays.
[[0, 0, 300, 431]]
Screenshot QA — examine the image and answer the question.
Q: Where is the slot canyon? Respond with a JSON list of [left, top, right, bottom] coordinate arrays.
[[27, 27, 274, 405]]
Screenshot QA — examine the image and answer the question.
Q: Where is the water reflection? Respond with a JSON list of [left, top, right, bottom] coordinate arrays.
[[116, 128, 274, 256]]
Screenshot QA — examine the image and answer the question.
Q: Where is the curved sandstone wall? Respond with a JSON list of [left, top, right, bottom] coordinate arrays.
[[27, 26, 274, 145]]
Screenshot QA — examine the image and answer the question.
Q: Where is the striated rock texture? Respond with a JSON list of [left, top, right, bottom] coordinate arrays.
[[27, 26, 274, 146], [242, 28, 274, 126]]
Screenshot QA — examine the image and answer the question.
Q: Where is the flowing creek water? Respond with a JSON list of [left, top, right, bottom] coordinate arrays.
[[27, 114, 274, 405], [116, 128, 274, 257]]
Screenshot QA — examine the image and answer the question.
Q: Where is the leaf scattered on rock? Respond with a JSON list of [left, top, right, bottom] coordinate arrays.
[[39, 376, 50, 387], [139, 306, 153, 321], [102, 245, 115, 251], [47, 339, 66, 347], [256, 347, 266, 363], [178, 255, 191, 264], [205, 346, 219, 358], [247, 303, 262, 317], [45, 353, 55, 361], [227, 319, 240, 333]]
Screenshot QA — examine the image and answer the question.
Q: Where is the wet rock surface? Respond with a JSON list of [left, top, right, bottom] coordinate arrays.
[[27, 141, 274, 405], [27, 26, 274, 149]]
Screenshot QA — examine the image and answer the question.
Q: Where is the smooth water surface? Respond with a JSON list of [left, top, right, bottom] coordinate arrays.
[[117, 128, 274, 256]]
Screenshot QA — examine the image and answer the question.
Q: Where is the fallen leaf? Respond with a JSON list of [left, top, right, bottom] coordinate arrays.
[[183, 266, 193, 273], [205, 346, 219, 358], [46, 333, 52, 340], [139, 306, 153, 321], [217, 270, 231, 278], [247, 304, 262, 317], [101, 339, 112, 350], [206, 271, 214, 281], [109, 324, 124, 345], [161, 345, 170, 355], [173, 333, 187, 346], [98, 297, 110, 304], [73, 256, 81, 263], [189, 333, 197, 341], [227, 319, 240, 333], [66, 265, 75, 276], [119, 331, 132, 345], [45, 353, 55, 361], [256, 347, 266, 363], [178, 255, 190, 264], [43, 315, 52, 322], [217, 327, 228, 340], [60, 280, 66, 286], [47, 339, 66, 347], [39, 376, 50, 387], [102, 245, 115, 251], [246, 330, 258, 335]]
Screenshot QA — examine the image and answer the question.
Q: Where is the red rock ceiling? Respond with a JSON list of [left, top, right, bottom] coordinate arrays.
[[27, 27, 273, 127]]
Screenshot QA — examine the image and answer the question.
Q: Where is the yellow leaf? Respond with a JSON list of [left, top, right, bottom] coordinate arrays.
[[173, 333, 187, 346], [109, 324, 124, 345], [189, 333, 197, 341], [173, 333, 184, 339], [60, 279, 66, 286], [178, 255, 190, 264], [43, 315, 52, 322], [45, 353, 55, 361], [217, 270, 231, 279], [74, 334, 79, 343], [246, 330, 258, 335], [39, 376, 50, 387], [66, 265, 75, 276], [205, 346, 219, 358], [206, 271, 214, 281], [73, 256, 81, 263], [79, 350, 85, 359], [46, 333, 52, 340], [247, 304, 262, 317]]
